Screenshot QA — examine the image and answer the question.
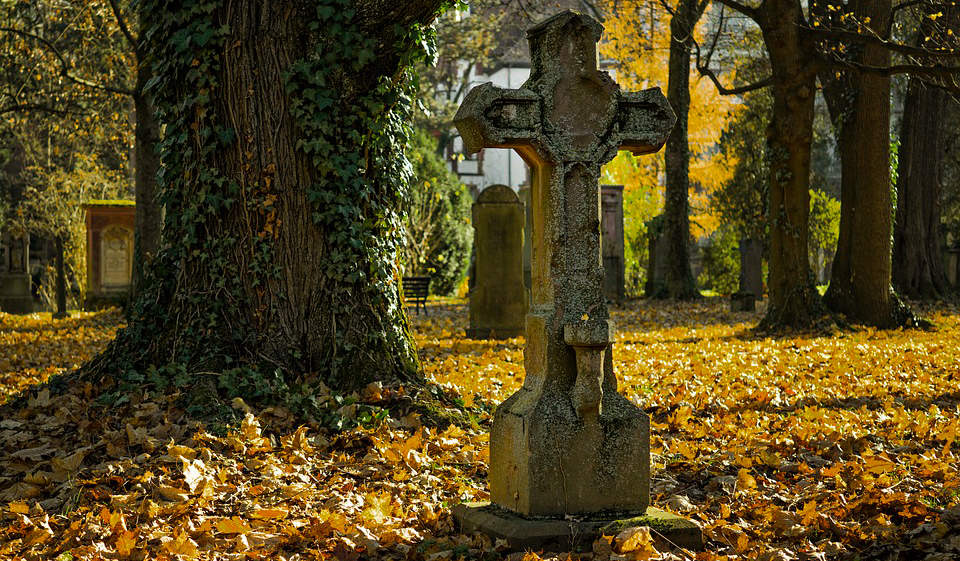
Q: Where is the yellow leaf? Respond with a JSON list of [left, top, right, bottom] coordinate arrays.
[[217, 516, 252, 535], [8, 501, 29, 515], [616, 526, 656, 555], [249, 508, 289, 520], [162, 530, 199, 558], [116, 530, 137, 557], [158, 485, 191, 503], [736, 468, 757, 492]]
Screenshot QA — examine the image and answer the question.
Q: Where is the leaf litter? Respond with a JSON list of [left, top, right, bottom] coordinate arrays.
[[0, 300, 958, 560]]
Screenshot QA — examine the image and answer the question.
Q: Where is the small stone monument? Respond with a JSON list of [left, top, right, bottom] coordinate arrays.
[[731, 238, 763, 312], [83, 201, 135, 309], [452, 11, 701, 551], [601, 185, 625, 303], [644, 215, 668, 297], [0, 231, 33, 314], [469, 185, 528, 339]]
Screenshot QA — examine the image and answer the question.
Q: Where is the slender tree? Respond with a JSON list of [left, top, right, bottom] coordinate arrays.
[[660, 0, 710, 300]]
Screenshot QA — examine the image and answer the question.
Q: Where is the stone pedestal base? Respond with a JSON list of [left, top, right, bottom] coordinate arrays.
[[730, 291, 756, 312], [466, 327, 525, 340], [453, 502, 703, 552], [0, 274, 33, 314]]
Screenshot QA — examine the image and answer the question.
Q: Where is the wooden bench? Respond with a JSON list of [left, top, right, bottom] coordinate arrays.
[[402, 276, 431, 316]]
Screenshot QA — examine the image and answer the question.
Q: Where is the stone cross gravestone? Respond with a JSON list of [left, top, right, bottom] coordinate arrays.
[[453, 11, 701, 550], [468, 185, 528, 339]]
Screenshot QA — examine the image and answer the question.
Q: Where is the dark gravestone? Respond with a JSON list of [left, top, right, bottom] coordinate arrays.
[[0, 232, 33, 314], [452, 10, 700, 551], [731, 238, 763, 312], [468, 185, 528, 339], [601, 185, 625, 303], [644, 214, 668, 297]]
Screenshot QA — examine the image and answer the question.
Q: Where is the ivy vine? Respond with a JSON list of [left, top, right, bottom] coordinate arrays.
[[82, 0, 450, 420]]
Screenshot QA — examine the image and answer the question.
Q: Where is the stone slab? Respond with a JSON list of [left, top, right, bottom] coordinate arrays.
[[453, 502, 703, 553]]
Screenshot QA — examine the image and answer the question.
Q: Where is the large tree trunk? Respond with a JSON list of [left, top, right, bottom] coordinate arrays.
[[892, 82, 949, 299], [85, 0, 446, 399], [756, 1, 826, 328], [659, 0, 706, 300], [130, 60, 162, 305], [822, 0, 901, 327]]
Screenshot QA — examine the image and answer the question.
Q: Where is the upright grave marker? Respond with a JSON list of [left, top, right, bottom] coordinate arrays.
[[0, 231, 33, 314], [83, 201, 135, 309], [452, 11, 701, 550], [469, 185, 528, 339]]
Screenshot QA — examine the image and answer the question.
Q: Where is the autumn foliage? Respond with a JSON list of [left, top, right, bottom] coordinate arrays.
[[1, 301, 960, 560]]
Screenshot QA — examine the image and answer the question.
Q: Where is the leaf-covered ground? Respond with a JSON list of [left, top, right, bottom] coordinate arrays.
[[1, 299, 959, 560]]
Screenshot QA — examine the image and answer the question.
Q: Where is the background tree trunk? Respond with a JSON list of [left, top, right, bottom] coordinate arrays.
[[822, 0, 899, 327], [757, 1, 825, 328], [660, 0, 706, 300], [893, 79, 948, 299], [130, 60, 161, 305], [86, 0, 447, 399]]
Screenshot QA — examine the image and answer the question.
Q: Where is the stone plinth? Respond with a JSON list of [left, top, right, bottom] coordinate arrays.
[[468, 185, 528, 339], [0, 232, 33, 314], [453, 503, 703, 553], [83, 201, 135, 309], [454, 10, 699, 551]]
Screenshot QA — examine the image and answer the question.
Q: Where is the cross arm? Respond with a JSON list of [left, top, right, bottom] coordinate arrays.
[[454, 82, 541, 154], [615, 88, 676, 156]]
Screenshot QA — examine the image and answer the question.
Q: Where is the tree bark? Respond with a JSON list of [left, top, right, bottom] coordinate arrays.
[[822, 0, 900, 327], [892, 83, 949, 299], [86, 0, 447, 397], [130, 59, 161, 305], [756, 0, 826, 328], [659, 0, 706, 300]]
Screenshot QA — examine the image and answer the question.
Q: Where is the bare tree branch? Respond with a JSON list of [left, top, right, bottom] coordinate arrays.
[[711, 0, 758, 20], [0, 27, 134, 96], [106, 0, 140, 55], [805, 24, 960, 59], [0, 102, 90, 117], [693, 39, 771, 95]]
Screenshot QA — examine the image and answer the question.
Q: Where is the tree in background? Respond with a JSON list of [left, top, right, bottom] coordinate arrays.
[[600, 0, 738, 297], [82, 0, 451, 416], [401, 130, 472, 296], [892, 6, 959, 300], [0, 0, 161, 305]]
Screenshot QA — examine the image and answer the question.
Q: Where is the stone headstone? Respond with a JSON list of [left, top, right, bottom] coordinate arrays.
[[644, 215, 668, 297], [452, 10, 700, 550], [83, 201, 135, 309], [601, 185, 625, 303], [468, 185, 528, 339], [738, 238, 763, 299], [0, 232, 33, 314]]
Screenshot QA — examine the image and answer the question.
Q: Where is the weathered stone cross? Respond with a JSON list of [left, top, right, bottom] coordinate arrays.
[[455, 11, 676, 518]]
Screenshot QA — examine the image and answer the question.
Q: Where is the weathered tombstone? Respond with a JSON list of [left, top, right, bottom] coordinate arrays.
[[452, 11, 701, 551], [0, 231, 34, 314], [731, 238, 762, 312], [601, 184, 625, 303], [468, 185, 528, 339], [83, 201, 135, 309], [946, 246, 960, 286], [644, 215, 668, 297]]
